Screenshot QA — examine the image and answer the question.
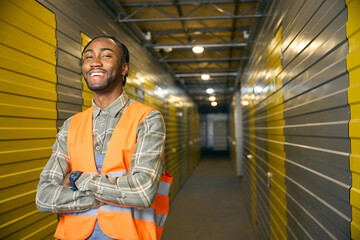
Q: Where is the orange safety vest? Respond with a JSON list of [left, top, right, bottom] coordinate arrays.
[[54, 101, 172, 240]]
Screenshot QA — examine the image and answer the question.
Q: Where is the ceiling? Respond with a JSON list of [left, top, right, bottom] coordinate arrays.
[[103, 0, 269, 113]]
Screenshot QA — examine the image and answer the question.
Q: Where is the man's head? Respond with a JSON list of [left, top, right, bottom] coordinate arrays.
[[81, 36, 129, 93]]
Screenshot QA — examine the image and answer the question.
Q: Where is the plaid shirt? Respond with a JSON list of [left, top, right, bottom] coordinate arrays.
[[36, 91, 165, 213]]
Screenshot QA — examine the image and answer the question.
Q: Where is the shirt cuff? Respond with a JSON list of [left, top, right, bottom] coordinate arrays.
[[75, 172, 92, 191]]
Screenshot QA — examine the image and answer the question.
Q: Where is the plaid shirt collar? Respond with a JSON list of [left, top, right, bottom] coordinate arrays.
[[92, 91, 129, 119]]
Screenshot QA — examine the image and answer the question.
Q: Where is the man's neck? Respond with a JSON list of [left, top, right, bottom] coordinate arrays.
[[93, 89, 123, 109]]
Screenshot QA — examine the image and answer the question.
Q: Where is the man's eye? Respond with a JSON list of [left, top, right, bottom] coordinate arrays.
[[103, 55, 111, 58], [85, 56, 93, 59]]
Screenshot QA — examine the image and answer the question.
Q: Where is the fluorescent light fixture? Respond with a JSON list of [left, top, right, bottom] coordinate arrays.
[[206, 88, 214, 94], [242, 100, 249, 106], [209, 96, 216, 101], [201, 74, 210, 80], [192, 46, 204, 53], [163, 47, 172, 53], [211, 101, 217, 106], [254, 86, 263, 94]]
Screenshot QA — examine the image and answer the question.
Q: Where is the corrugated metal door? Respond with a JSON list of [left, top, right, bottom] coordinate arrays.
[[213, 120, 227, 151], [347, 0, 360, 238], [0, 1, 58, 239], [241, 0, 351, 239]]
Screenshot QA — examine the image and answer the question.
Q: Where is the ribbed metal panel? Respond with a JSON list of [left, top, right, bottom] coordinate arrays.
[[230, 94, 237, 172], [230, 90, 244, 177], [178, 104, 189, 185], [241, 0, 351, 239], [1, 0, 203, 238], [0, 0, 58, 239], [166, 99, 180, 200], [39, 0, 201, 197], [347, 0, 360, 239]]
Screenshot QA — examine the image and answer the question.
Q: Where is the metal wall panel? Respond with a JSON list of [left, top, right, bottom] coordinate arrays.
[[0, 0, 201, 238], [240, 0, 351, 239], [0, 0, 58, 239], [229, 94, 237, 174], [347, 0, 360, 238]]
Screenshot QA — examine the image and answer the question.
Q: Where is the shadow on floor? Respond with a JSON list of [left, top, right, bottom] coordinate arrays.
[[161, 150, 255, 240]]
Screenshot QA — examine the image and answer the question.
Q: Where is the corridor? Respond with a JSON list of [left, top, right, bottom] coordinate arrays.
[[162, 152, 255, 240]]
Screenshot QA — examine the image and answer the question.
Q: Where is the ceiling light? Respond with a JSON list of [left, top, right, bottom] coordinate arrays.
[[201, 74, 210, 80], [163, 47, 172, 53], [206, 88, 214, 94], [211, 101, 217, 106], [254, 86, 263, 94], [243, 30, 249, 39], [192, 46, 204, 54], [242, 100, 249, 106], [209, 96, 216, 101]]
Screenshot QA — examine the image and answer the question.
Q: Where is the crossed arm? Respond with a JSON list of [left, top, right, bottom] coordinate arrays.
[[36, 111, 165, 213]]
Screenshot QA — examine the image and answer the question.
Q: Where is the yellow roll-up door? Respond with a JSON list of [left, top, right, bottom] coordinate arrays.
[[347, 0, 360, 239], [0, 0, 57, 239]]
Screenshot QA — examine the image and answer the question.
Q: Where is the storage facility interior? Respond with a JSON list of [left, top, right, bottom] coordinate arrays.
[[0, 0, 359, 239]]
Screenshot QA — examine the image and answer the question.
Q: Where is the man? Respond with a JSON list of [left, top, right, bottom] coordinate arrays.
[[36, 36, 171, 240]]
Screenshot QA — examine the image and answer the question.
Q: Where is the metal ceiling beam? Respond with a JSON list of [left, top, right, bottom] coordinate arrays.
[[183, 79, 234, 83], [187, 88, 234, 93], [119, 14, 264, 22], [174, 68, 240, 73], [148, 42, 247, 49], [186, 85, 232, 89], [150, 27, 250, 35], [161, 57, 247, 63], [120, 1, 258, 7], [176, 72, 237, 77]]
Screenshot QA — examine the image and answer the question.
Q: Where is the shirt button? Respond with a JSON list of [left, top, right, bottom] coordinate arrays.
[[96, 146, 101, 151], [100, 123, 105, 127]]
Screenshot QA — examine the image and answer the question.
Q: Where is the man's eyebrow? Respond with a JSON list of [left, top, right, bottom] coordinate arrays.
[[83, 48, 115, 54]]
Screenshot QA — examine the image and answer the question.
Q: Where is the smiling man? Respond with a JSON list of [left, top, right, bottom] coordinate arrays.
[[36, 36, 171, 240]]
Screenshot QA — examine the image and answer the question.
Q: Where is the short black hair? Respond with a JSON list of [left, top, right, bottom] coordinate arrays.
[[82, 35, 130, 86]]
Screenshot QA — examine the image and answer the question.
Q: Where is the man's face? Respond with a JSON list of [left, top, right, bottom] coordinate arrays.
[[82, 37, 125, 92]]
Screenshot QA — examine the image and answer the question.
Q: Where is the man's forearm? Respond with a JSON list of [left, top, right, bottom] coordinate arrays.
[[36, 174, 100, 213], [76, 161, 164, 209]]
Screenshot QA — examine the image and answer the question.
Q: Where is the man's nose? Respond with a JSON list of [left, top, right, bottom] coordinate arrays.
[[90, 55, 102, 67]]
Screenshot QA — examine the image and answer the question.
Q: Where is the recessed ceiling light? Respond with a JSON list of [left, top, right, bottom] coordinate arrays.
[[192, 46, 204, 54], [211, 101, 217, 106], [206, 88, 214, 94], [201, 74, 210, 80], [209, 96, 216, 101]]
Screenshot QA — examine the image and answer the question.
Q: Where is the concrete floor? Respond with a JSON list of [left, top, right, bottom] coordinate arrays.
[[162, 152, 256, 240]]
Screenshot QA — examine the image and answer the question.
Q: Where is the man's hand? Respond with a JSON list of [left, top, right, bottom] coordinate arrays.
[[62, 172, 71, 187]]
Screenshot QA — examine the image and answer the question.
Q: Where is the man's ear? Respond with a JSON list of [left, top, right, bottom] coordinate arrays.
[[122, 62, 129, 76]]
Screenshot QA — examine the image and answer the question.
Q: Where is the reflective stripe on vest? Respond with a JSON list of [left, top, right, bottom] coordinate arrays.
[[65, 206, 168, 228], [55, 101, 173, 240]]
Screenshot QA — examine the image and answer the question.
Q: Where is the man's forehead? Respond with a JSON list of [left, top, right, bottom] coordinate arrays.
[[87, 37, 117, 48], [85, 37, 120, 52]]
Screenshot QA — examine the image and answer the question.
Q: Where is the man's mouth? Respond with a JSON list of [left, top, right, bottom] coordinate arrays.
[[88, 70, 106, 77], [90, 72, 105, 77]]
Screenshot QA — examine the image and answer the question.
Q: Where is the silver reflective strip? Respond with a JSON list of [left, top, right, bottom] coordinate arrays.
[[158, 181, 171, 196], [100, 204, 132, 213], [88, 172, 98, 175], [133, 208, 155, 222], [106, 171, 127, 177], [101, 205, 156, 223], [156, 213, 168, 227], [65, 208, 98, 217]]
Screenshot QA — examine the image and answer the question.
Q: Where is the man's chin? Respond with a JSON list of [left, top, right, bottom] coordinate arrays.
[[84, 76, 120, 92], [88, 84, 108, 92]]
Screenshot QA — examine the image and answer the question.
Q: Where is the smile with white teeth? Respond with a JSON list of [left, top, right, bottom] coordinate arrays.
[[90, 72, 104, 77]]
